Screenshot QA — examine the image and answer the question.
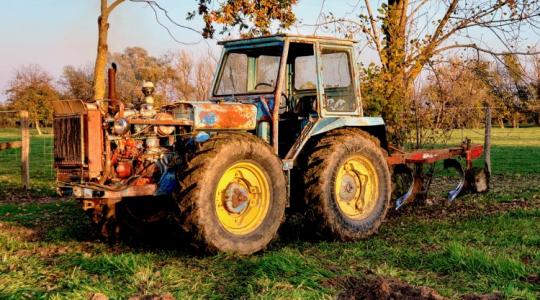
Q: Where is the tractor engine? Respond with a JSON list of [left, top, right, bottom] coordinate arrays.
[[53, 66, 257, 200], [104, 81, 177, 190]]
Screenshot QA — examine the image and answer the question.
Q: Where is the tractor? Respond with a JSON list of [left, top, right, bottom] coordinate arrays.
[[52, 35, 486, 254]]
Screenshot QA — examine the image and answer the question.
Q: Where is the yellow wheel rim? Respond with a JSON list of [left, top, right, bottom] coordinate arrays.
[[334, 155, 379, 220], [215, 161, 270, 235]]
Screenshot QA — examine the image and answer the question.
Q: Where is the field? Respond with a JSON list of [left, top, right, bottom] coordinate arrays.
[[0, 128, 539, 299]]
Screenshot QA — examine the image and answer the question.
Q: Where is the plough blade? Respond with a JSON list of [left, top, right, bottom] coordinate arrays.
[[394, 165, 414, 209], [443, 159, 465, 202]]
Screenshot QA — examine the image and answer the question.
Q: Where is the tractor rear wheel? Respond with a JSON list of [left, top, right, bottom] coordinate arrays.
[[175, 133, 287, 254], [304, 128, 391, 240]]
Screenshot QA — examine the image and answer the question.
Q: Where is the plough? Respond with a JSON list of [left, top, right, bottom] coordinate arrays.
[[387, 139, 488, 209]]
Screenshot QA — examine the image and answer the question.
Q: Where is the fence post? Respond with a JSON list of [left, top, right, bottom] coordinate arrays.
[[20, 110, 30, 191], [484, 106, 492, 179]]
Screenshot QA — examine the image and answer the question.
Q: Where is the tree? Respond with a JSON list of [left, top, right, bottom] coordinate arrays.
[[109, 47, 169, 105], [93, 0, 297, 108], [5, 65, 60, 135], [193, 54, 214, 100], [94, 0, 125, 104], [194, 0, 297, 38], [312, 0, 540, 143], [532, 56, 540, 125], [59, 65, 94, 100]]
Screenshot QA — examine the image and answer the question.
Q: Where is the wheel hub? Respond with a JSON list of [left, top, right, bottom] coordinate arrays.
[[334, 155, 380, 220], [339, 173, 360, 202], [223, 182, 250, 214], [215, 161, 271, 235]]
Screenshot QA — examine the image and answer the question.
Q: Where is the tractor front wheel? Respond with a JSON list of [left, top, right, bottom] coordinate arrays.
[[175, 133, 287, 254]]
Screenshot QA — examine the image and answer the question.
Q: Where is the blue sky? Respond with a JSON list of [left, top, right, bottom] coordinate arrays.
[[0, 1, 537, 102], [0, 0, 348, 102]]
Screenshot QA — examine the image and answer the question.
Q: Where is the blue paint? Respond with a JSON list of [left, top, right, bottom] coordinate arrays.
[[255, 96, 274, 121], [155, 169, 178, 196], [194, 131, 210, 143], [201, 112, 217, 125], [311, 117, 385, 136]]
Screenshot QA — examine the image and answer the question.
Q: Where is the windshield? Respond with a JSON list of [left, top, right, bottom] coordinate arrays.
[[214, 45, 283, 96]]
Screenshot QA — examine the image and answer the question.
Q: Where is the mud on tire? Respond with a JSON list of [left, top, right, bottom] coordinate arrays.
[[174, 133, 287, 254], [304, 128, 391, 240]]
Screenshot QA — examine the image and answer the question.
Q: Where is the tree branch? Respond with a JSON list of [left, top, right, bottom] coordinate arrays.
[[364, 0, 384, 64], [107, 0, 125, 13], [433, 43, 540, 56]]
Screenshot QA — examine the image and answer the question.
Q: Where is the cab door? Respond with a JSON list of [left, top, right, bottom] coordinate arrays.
[[317, 45, 362, 117]]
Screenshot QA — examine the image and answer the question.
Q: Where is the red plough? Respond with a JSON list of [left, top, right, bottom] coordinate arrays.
[[387, 140, 487, 209]]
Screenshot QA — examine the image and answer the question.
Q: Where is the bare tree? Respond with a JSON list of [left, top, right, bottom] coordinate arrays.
[[194, 55, 215, 100]]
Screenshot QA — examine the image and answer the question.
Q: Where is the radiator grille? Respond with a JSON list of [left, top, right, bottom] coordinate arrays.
[[54, 115, 83, 166]]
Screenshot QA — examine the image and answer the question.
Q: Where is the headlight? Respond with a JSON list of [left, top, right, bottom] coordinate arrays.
[[156, 112, 175, 136], [113, 118, 130, 135]]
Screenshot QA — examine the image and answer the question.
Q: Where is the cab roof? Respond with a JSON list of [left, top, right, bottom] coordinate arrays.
[[218, 34, 357, 48]]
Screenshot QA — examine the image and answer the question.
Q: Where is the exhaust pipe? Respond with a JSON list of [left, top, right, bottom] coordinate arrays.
[[107, 63, 124, 118]]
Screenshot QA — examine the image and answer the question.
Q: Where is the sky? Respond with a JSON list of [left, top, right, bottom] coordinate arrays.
[[0, 0, 356, 102], [0, 1, 537, 102]]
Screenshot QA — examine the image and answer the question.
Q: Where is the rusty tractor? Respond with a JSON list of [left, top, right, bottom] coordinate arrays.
[[53, 35, 487, 254]]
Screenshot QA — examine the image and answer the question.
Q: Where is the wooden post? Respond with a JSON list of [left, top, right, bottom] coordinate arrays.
[[484, 106, 492, 179], [20, 110, 30, 191]]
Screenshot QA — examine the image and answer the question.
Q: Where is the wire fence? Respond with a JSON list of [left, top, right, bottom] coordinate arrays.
[[0, 107, 539, 197], [398, 105, 540, 177]]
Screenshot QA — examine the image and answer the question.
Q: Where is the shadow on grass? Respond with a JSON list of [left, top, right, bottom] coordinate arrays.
[[0, 198, 198, 256]]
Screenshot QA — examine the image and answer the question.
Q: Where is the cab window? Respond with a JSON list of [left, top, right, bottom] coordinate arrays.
[[321, 48, 356, 112]]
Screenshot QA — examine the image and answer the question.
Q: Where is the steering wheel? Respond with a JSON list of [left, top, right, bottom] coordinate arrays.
[[278, 92, 291, 113], [254, 82, 273, 90]]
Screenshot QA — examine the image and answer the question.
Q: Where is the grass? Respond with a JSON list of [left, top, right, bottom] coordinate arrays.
[[448, 127, 540, 175], [0, 128, 55, 197], [0, 127, 539, 299]]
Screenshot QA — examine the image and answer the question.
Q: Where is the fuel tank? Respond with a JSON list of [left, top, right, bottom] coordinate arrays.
[[190, 102, 257, 130]]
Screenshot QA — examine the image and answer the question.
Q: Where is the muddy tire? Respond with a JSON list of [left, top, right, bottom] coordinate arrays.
[[304, 128, 391, 240], [174, 133, 287, 254]]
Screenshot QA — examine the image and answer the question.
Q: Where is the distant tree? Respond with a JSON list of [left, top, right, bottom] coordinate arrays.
[[109, 47, 169, 105], [532, 56, 540, 125], [422, 59, 493, 129], [165, 50, 216, 101], [59, 65, 94, 100], [193, 54, 215, 100], [5, 65, 59, 135]]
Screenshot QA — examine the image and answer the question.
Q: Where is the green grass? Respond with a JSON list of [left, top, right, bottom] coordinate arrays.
[[0, 128, 55, 197], [448, 127, 540, 175], [0, 127, 539, 299]]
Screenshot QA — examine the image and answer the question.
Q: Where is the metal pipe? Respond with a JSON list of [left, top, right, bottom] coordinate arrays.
[[107, 63, 124, 118], [99, 131, 112, 184], [108, 63, 117, 101]]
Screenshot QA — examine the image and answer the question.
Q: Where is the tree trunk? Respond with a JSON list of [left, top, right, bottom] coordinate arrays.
[[497, 118, 505, 128], [34, 119, 42, 135], [381, 0, 411, 146], [93, 13, 109, 106]]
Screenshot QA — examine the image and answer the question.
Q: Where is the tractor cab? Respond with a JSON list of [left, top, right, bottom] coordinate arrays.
[[211, 34, 384, 158]]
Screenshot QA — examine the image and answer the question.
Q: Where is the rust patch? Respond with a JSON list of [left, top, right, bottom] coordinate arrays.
[[193, 103, 256, 130]]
